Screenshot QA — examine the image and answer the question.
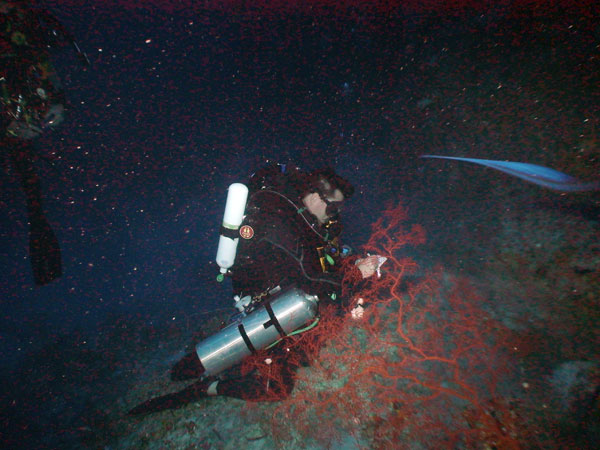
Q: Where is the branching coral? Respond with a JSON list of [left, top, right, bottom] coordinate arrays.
[[256, 203, 526, 449]]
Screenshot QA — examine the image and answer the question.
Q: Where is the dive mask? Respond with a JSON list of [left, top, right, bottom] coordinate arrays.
[[319, 192, 344, 218]]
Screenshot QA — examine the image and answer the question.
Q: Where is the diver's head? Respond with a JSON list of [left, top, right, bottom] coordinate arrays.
[[301, 168, 354, 224], [302, 188, 344, 224]]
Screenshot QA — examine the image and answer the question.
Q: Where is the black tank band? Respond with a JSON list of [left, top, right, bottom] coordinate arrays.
[[220, 225, 240, 240], [238, 324, 256, 353], [264, 302, 287, 338]]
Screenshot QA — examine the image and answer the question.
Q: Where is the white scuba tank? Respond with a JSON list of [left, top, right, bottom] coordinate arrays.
[[215, 183, 249, 274]]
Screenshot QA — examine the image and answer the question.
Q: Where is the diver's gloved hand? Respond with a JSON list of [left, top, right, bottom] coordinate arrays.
[[42, 104, 65, 129], [29, 215, 62, 285], [350, 298, 366, 320], [128, 379, 211, 416], [355, 254, 387, 279]]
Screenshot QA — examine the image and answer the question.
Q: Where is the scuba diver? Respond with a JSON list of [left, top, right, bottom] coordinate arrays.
[[129, 162, 384, 415], [1, 1, 88, 285]]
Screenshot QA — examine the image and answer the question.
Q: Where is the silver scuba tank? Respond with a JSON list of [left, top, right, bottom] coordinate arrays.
[[195, 287, 319, 376]]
